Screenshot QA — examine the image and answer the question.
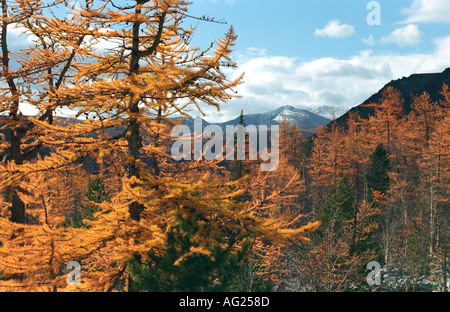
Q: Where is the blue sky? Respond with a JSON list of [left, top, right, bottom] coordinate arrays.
[[8, 0, 450, 121], [184, 0, 450, 121], [189, 0, 416, 58]]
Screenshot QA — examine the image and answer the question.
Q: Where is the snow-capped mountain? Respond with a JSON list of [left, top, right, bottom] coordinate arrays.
[[307, 105, 350, 120], [173, 105, 332, 138], [218, 105, 330, 129]]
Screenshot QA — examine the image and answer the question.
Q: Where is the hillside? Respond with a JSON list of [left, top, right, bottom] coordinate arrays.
[[333, 67, 450, 127]]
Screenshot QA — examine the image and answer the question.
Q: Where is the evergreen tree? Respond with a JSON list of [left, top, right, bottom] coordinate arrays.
[[230, 110, 251, 181], [317, 177, 355, 238], [239, 109, 245, 126], [367, 143, 390, 201], [67, 178, 109, 228], [300, 177, 380, 291], [127, 213, 270, 292]]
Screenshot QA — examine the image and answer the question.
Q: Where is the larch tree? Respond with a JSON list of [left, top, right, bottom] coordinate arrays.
[[0, 0, 99, 291], [437, 85, 450, 292], [344, 111, 376, 200], [364, 87, 408, 270], [0, 0, 320, 291], [408, 92, 441, 257], [0, 0, 93, 223], [366, 86, 404, 156], [308, 121, 346, 212], [279, 120, 305, 172], [415, 85, 450, 284], [293, 177, 380, 292]]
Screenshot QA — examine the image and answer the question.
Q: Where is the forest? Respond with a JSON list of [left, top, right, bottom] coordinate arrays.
[[0, 0, 448, 292]]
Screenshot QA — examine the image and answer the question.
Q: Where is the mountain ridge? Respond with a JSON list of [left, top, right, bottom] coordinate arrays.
[[332, 67, 450, 127], [218, 105, 331, 129], [176, 105, 331, 138]]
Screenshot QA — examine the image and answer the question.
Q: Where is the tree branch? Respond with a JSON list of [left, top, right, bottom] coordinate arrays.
[[137, 11, 167, 58]]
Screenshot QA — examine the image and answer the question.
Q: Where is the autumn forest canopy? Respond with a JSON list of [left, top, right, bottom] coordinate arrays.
[[0, 0, 448, 292]]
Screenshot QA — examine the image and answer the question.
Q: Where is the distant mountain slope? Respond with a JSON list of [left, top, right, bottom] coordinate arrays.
[[175, 105, 330, 138], [219, 105, 330, 129], [308, 105, 349, 120], [334, 67, 450, 127]]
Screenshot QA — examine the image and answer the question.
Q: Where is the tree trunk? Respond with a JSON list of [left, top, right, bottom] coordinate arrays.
[[2, 0, 27, 224], [9, 128, 27, 223], [11, 189, 26, 224], [349, 200, 359, 257], [125, 2, 146, 293], [443, 241, 448, 292], [127, 2, 144, 222], [429, 170, 436, 257]]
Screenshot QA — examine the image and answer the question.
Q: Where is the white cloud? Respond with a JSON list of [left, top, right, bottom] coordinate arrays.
[[362, 35, 376, 46], [380, 24, 423, 47], [314, 19, 355, 39], [400, 0, 450, 24], [208, 0, 237, 5], [203, 37, 450, 122], [89, 29, 123, 53], [7, 23, 37, 48], [244, 47, 267, 57]]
